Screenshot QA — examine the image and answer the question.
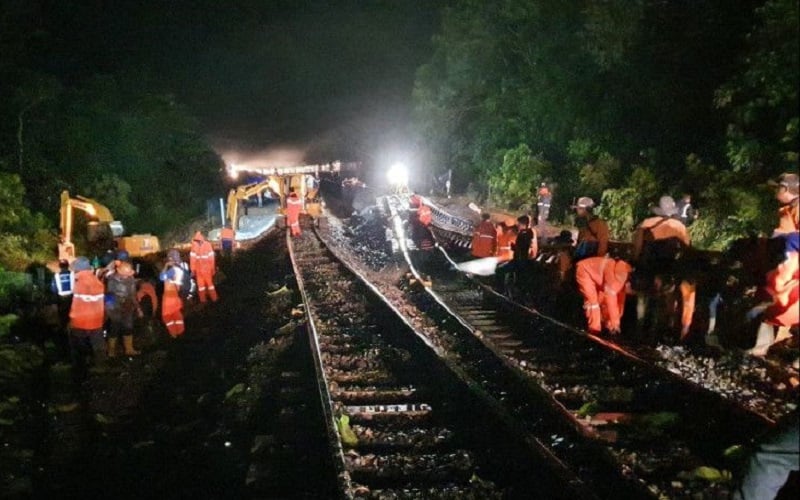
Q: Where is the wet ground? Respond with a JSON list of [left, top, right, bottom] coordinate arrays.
[[3, 235, 336, 499]]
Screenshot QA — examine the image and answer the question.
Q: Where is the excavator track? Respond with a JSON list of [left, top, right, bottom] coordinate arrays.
[[288, 216, 594, 499]]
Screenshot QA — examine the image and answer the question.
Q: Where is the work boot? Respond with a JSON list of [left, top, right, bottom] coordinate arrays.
[[747, 322, 775, 357], [106, 337, 118, 358], [123, 335, 141, 356]]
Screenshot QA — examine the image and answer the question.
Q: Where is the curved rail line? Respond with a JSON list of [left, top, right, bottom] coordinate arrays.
[[381, 195, 787, 498], [287, 217, 593, 499]]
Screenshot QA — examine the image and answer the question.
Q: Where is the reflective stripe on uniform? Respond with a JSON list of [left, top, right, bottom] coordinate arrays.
[[75, 293, 105, 302], [56, 272, 74, 296]]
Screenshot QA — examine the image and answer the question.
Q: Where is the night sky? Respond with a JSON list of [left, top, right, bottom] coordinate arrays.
[[39, 0, 443, 165]]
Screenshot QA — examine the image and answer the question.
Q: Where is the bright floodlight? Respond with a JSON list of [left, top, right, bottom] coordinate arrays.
[[387, 162, 409, 188], [228, 163, 240, 180]]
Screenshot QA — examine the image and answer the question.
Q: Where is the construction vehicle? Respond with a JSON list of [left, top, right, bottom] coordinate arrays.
[[59, 190, 160, 261], [225, 179, 279, 232], [225, 162, 344, 233]]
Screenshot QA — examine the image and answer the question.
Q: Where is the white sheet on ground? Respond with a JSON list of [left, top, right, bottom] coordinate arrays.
[[455, 256, 501, 276]]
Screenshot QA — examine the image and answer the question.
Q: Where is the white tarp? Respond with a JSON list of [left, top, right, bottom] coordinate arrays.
[[455, 256, 502, 276]]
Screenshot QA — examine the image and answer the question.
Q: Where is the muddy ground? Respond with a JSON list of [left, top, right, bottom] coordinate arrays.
[[2, 235, 336, 499]]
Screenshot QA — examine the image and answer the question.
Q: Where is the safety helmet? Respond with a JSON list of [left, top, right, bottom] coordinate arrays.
[[71, 256, 92, 272], [116, 250, 130, 261], [572, 197, 595, 209]]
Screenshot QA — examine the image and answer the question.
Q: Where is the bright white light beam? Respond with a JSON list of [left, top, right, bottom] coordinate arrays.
[[387, 162, 408, 187]]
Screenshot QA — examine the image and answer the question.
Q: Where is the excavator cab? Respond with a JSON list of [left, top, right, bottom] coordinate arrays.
[[59, 190, 159, 261]]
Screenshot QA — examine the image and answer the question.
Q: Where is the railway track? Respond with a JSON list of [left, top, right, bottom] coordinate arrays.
[[288, 217, 594, 499], [373, 195, 793, 498]]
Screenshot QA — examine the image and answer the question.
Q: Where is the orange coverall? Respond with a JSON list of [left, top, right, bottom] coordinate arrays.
[[190, 232, 218, 303], [286, 193, 303, 236], [763, 250, 799, 327], [136, 281, 159, 317], [160, 269, 185, 337], [471, 220, 497, 258], [418, 204, 432, 226], [496, 227, 516, 262], [575, 256, 632, 334], [633, 216, 695, 335]]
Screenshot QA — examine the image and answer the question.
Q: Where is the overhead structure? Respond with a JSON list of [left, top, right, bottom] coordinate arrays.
[[59, 190, 160, 261]]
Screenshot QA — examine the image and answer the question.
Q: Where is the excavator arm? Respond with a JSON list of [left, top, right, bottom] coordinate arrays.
[[223, 162, 345, 230], [226, 179, 281, 230], [59, 190, 117, 243]]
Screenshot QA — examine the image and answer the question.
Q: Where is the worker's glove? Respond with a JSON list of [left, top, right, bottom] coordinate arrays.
[[745, 302, 770, 321]]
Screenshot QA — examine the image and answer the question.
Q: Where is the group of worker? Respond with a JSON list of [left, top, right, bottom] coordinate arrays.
[[465, 173, 798, 354], [52, 230, 222, 381]]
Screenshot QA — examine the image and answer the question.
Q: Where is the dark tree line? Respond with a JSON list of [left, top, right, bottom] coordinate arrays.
[[413, 0, 798, 248], [0, 1, 224, 270]]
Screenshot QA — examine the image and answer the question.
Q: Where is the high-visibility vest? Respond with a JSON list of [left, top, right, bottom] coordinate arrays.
[[418, 205, 432, 226], [471, 220, 497, 258], [69, 271, 105, 330], [220, 227, 235, 241], [53, 271, 75, 297], [497, 231, 516, 261]]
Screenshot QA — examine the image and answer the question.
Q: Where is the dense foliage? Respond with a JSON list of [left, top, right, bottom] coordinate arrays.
[[414, 0, 799, 248], [0, 2, 223, 272]]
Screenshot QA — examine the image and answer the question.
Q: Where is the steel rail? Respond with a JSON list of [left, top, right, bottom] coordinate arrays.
[[296, 215, 599, 499]]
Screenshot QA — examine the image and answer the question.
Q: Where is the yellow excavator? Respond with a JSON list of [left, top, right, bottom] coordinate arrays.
[[225, 179, 280, 231], [225, 165, 328, 231], [59, 190, 160, 261]]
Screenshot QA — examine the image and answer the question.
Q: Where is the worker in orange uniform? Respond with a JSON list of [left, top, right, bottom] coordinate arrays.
[[159, 250, 187, 337], [68, 256, 107, 380], [496, 222, 516, 262], [572, 197, 609, 261], [136, 279, 159, 320], [220, 223, 235, 258], [743, 173, 799, 356], [190, 231, 218, 303], [537, 182, 552, 226], [575, 255, 633, 335], [632, 195, 694, 338], [471, 213, 497, 258], [769, 172, 799, 236], [417, 203, 432, 227], [286, 188, 303, 237]]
